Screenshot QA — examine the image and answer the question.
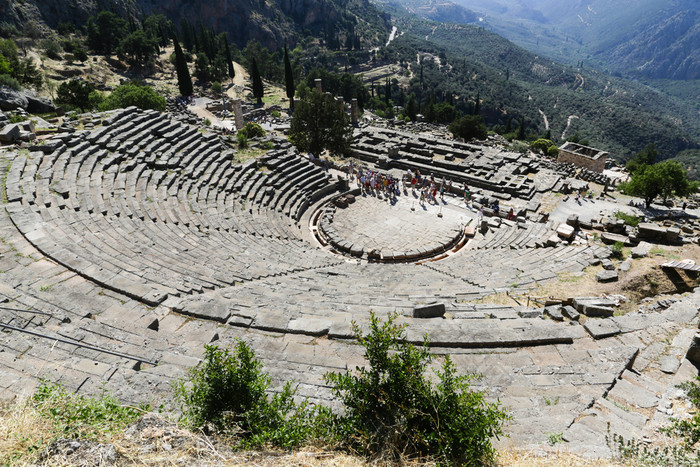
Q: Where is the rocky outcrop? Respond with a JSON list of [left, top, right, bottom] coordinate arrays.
[[0, 86, 56, 113]]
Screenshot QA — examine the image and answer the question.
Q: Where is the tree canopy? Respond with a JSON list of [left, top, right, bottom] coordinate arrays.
[[449, 115, 488, 141], [98, 81, 166, 112], [620, 160, 698, 208], [288, 91, 352, 156]]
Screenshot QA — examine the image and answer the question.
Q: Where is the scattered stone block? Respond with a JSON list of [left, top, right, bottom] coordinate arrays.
[[544, 305, 564, 321], [546, 233, 561, 246], [566, 214, 579, 227], [631, 241, 652, 258], [557, 223, 575, 239], [637, 223, 668, 241], [413, 302, 446, 319], [561, 305, 580, 320], [619, 260, 631, 273], [601, 259, 615, 270], [596, 270, 618, 283], [686, 334, 700, 366], [0, 123, 20, 143]]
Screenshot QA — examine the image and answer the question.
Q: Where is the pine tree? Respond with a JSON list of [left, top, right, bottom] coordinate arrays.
[[283, 45, 295, 111], [251, 58, 264, 105], [173, 35, 193, 97], [225, 40, 235, 81]]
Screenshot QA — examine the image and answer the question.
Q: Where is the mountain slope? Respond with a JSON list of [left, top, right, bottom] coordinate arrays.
[[606, 10, 700, 80], [381, 15, 700, 161], [0, 0, 391, 50], [435, 0, 700, 80]]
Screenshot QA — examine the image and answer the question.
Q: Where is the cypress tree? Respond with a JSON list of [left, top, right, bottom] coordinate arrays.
[[474, 92, 480, 116], [225, 40, 235, 81], [173, 35, 193, 97], [518, 118, 526, 140], [283, 45, 295, 111], [251, 58, 264, 105]]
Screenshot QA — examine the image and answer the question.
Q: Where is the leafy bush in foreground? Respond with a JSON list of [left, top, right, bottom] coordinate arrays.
[[324, 313, 510, 466], [173, 340, 320, 449]]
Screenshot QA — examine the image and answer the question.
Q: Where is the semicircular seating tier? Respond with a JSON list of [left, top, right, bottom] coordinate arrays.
[[5, 107, 342, 306]]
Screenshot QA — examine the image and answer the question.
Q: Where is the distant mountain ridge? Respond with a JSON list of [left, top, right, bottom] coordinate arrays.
[[427, 0, 700, 81], [606, 9, 700, 80]]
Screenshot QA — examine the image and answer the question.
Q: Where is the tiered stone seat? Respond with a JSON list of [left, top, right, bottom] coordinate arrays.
[[6, 108, 341, 304]]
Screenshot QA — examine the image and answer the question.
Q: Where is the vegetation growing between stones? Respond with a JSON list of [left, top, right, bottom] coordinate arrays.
[[174, 314, 508, 465], [173, 340, 325, 449], [324, 312, 510, 465], [32, 380, 148, 441], [614, 211, 642, 227]]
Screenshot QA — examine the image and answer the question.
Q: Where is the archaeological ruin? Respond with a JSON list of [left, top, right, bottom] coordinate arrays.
[[0, 105, 699, 458]]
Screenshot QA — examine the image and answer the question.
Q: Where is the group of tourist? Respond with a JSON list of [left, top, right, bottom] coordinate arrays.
[[351, 166, 401, 200]]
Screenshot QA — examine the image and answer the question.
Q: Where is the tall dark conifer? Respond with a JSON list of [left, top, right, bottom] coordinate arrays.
[[251, 58, 264, 105], [283, 45, 295, 111], [225, 40, 235, 81], [173, 35, 193, 97], [474, 92, 480, 115]]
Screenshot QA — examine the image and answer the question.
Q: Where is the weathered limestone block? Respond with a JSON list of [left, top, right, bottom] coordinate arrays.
[[413, 302, 446, 318]]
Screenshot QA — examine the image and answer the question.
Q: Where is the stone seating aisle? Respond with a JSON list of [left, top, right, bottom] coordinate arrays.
[[5, 108, 341, 305]]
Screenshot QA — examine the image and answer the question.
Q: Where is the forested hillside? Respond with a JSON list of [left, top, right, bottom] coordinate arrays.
[[375, 14, 700, 161]]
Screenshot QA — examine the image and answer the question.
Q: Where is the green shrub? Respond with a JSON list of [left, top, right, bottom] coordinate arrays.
[[203, 117, 212, 127], [98, 81, 166, 112], [237, 131, 248, 148], [611, 241, 625, 260], [0, 73, 20, 90], [244, 122, 265, 138], [173, 341, 319, 449], [614, 211, 642, 227], [662, 376, 700, 446], [32, 380, 148, 440], [323, 313, 509, 465], [271, 110, 281, 118], [39, 37, 62, 60]]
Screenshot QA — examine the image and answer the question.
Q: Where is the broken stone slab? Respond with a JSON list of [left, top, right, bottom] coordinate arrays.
[[561, 305, 580, 321], [601, 259, 615, 270], [584, 319, 621, 339], [619, 260, 631, 273], [573, 297, 616, 317], [601, 232, 630, 245], [546, 233, 561, 247], [413, 302, 446, 319], [660, 355, 680, 374], [596, 270, 618, 283], [544, 305, 564, 321]]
